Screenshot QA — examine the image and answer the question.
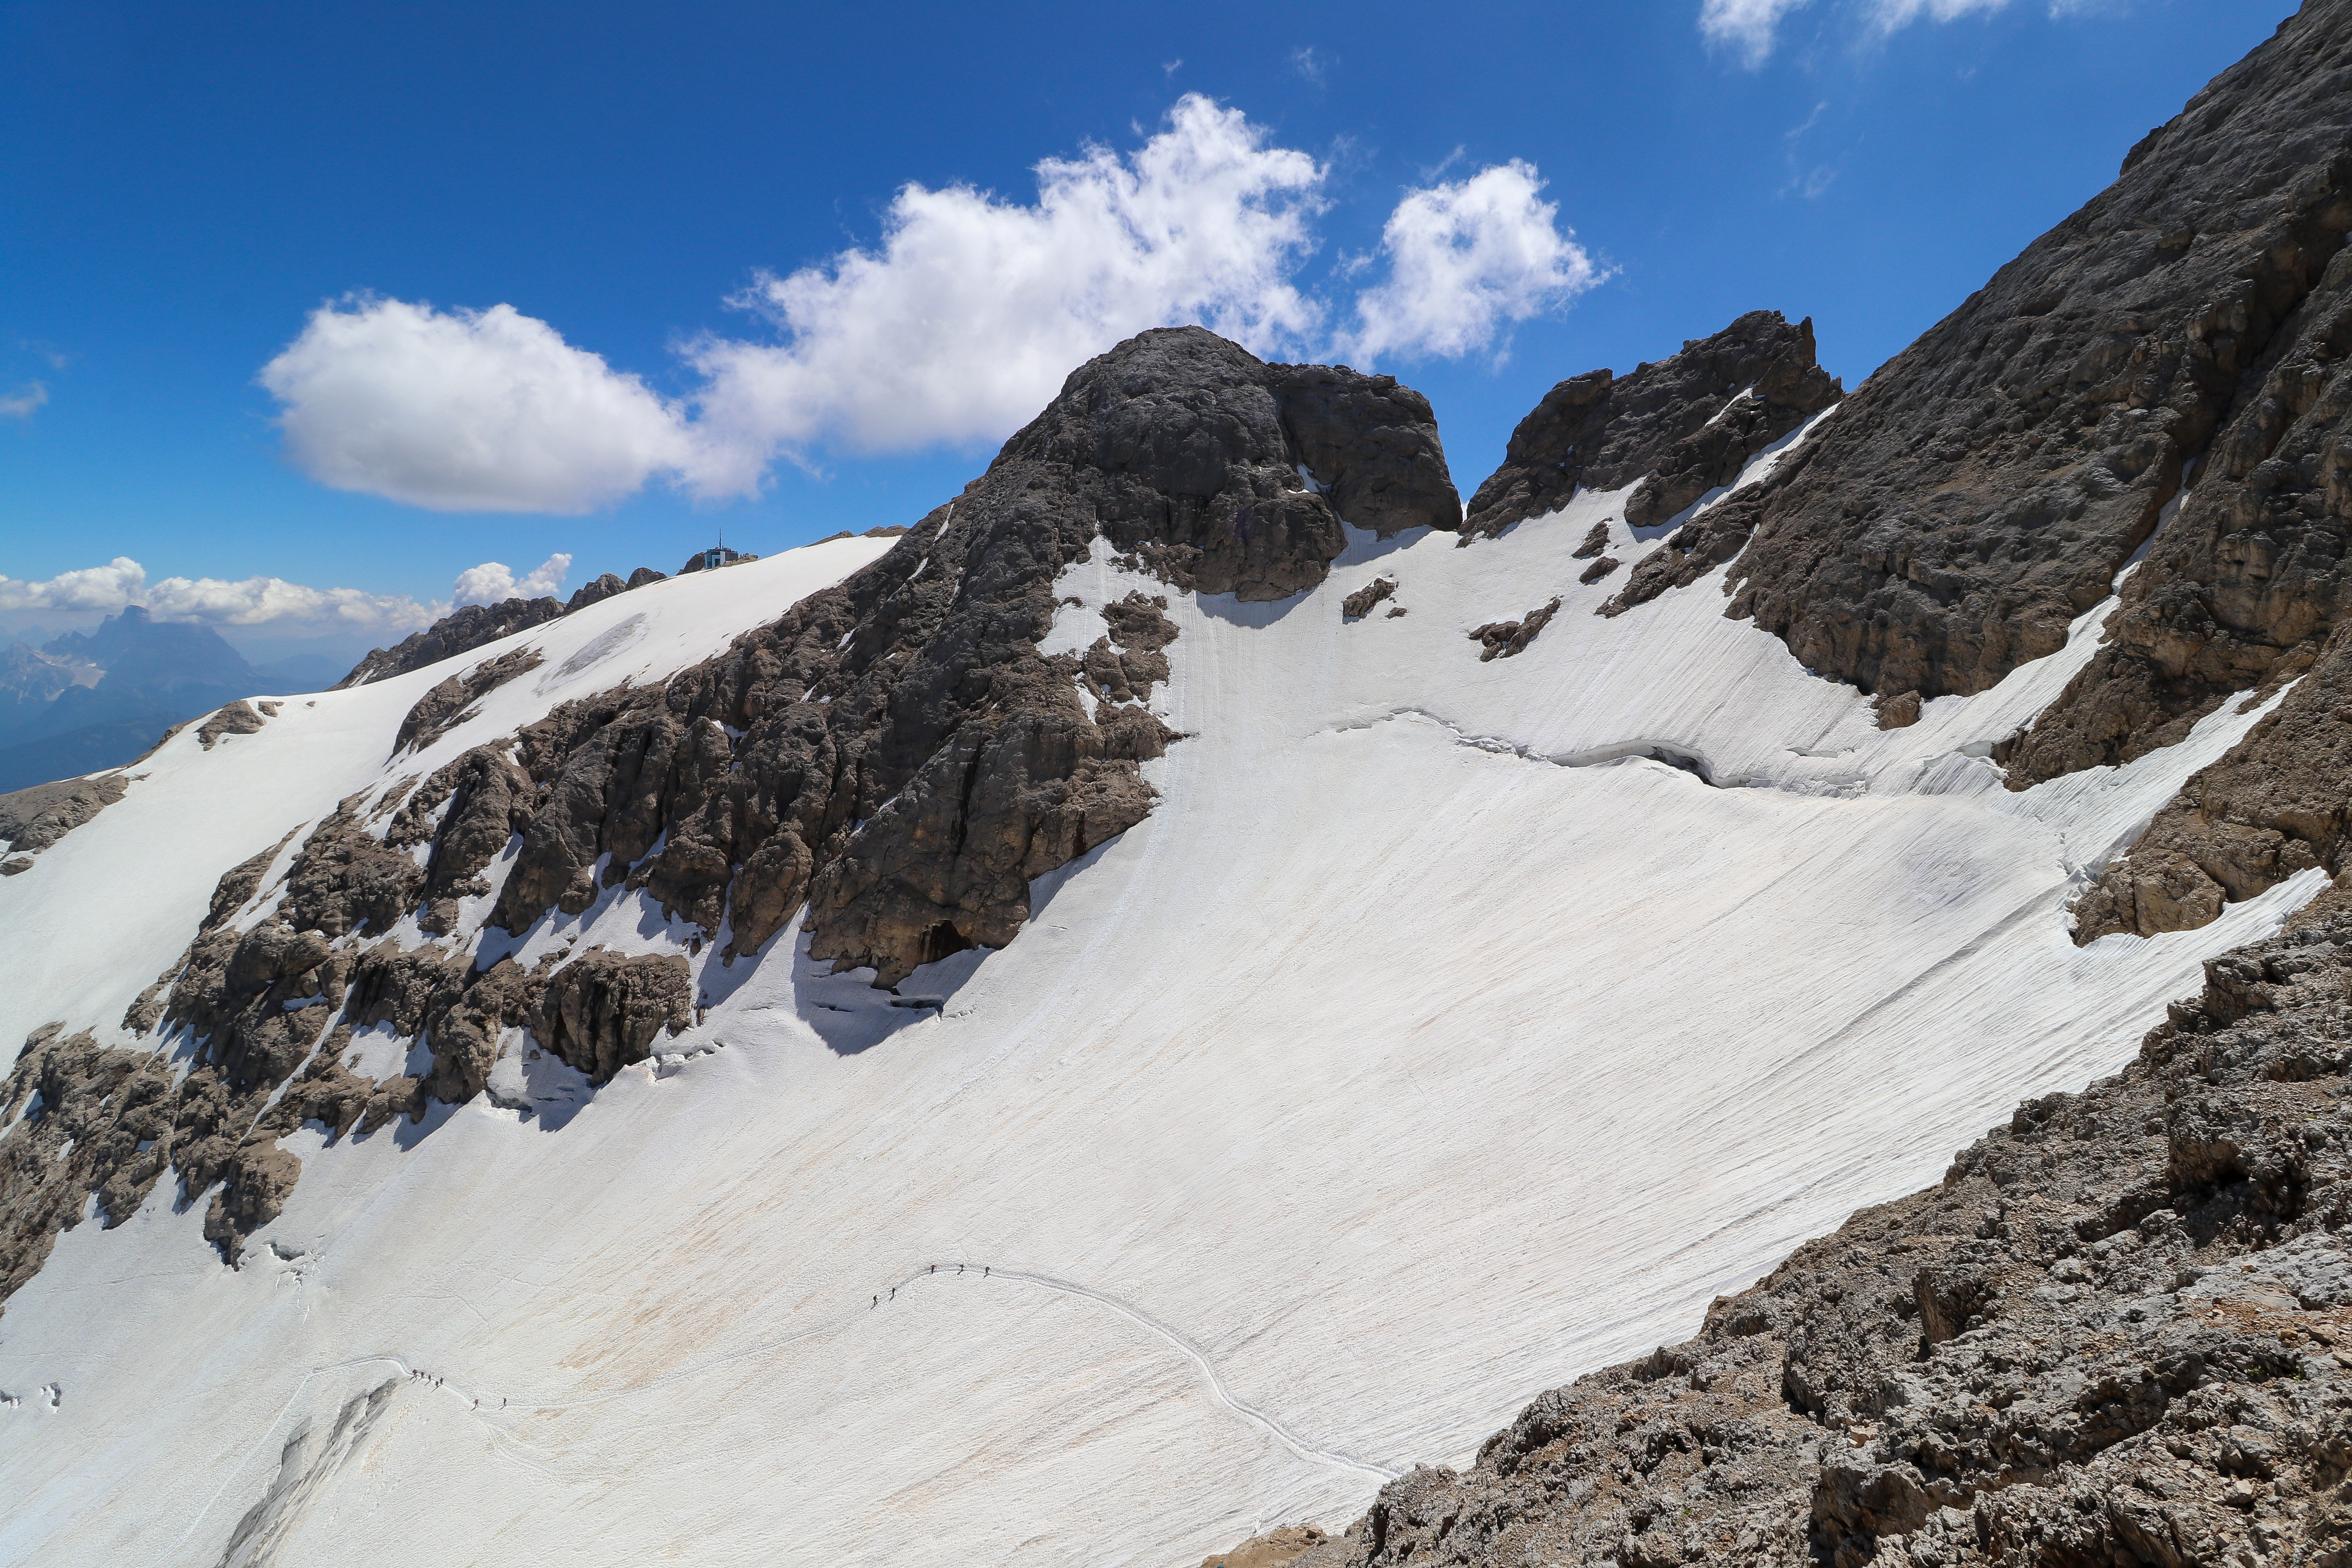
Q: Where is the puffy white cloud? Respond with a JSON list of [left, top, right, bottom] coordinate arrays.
[[0, 381, 48, 419], [260, 299, 698, 514], [451, 553, 572, 607], [0, 559, 439, 632], [0, 558, 148, 613], [1339, 161, 1599, 365], [684, 93, 1326, 486], [256, 99, 1610, 512]]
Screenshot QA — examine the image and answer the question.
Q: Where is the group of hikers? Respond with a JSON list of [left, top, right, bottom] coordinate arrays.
[[408, 1368, 505, 1410], [871, 1263, 990, 1310]]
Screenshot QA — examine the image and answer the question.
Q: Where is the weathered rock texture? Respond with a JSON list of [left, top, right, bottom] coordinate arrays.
[[0, 772, 127, 856], [392, 646, 544, 755], [1607, 0, 2352, 733], [1202, 1524, 1331, 1568], [1289, 898, 2352, 1568], [1462, 312, 1838, 542], [196, 700, 267, 750], [2074, 617, 2352, 942], [1469, 599, 1562, 662], [473, 326, 1454, 988], [335, 598, 564, 688], [1344, 579, 1399, 620]]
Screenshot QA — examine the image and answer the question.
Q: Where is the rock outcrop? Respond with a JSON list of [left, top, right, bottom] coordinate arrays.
[[564, 567, 666, 613], [536, 947, 692, 1083], [2073, 616, 2352, 942], [392, 645, 544, 755], [0, 772, 127, 857], [1468, 598, 1562, 662], [1462, 311, 1838, 542], [335, 598, 565, 689], [1606, 0, 2352, 729], [1288, 898, 2352, 1567], [477, 327, 1455, 987]]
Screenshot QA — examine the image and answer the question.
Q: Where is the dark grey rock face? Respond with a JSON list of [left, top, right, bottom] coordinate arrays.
[[335, 598, 564, 689], [1607, 0, 2352, 720], [1270, 364, 1462, 538], [483, 327, 1455, 987], [1463, 311, 1838, 542], [1287, 901, 2352, 1568]]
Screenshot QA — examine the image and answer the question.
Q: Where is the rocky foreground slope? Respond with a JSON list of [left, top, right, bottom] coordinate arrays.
[[1268, 899, 2352, 1567]]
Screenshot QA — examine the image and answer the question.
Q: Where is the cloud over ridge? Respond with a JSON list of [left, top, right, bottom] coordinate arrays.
[[258, 97, 1597, 516], [0, 553, 577, 633]]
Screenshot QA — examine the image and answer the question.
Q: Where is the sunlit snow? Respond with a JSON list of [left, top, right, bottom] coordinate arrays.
[[0, 478, 2310, 1566]]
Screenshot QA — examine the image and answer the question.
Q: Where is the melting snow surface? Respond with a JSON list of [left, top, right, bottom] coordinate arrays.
[[0, 493, 2314, 1567]]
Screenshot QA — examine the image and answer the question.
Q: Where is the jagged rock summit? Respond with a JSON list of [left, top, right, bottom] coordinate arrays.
[[1463, 309, 1840, 542], [1608, 0, 2352, 730]]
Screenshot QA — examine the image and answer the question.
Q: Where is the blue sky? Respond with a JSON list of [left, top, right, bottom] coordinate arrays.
[[0, 0, 2280, 660]]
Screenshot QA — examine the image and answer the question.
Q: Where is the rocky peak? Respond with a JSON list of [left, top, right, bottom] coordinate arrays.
[[0, 328, 1461, 1284], [1461, 309, 1839, 541], [1607, 0, 2352, 718], [41, 605, 254, 694]]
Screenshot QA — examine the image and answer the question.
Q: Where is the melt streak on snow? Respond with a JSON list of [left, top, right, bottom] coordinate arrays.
[[0, 469, 2312, 1566]]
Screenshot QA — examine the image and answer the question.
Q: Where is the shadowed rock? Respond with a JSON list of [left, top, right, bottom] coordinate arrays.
[[1464, 311, 1838, 543], [1604, 1, 2352, 732]]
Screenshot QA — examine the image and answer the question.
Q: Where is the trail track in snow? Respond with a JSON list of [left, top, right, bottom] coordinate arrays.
[[163, 1259, 1396, 1563]]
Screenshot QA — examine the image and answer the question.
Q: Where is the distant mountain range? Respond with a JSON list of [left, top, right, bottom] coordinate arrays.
[[0, 607, 342, 792]]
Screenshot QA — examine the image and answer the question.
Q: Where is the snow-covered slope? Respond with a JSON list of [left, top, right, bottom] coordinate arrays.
[[0, 430, 2310, 1565]]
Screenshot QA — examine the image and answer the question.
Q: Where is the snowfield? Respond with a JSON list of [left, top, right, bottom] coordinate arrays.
[[0, 470, 2312, 1567]]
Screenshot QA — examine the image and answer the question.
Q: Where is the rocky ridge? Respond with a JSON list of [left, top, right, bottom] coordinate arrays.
[[0, 327, 1457, 1300], [1606, 0, 2352, 739], [1462, 310, 1839, 544]]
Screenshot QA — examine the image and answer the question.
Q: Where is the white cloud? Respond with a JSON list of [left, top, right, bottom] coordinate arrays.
[[1290, 46, 1329, 85], [1865, 0, 2009, 29], [256, 98, 1606, 513], [451, 553, 572, 607], [1701, 0, 1813, 65], [1339, 161, 1599, 365], [260, 299, 698, 513], [684, 93, 1326, 488], [0, 559, 147, 612], [0, 382, 48, 419], [1708, 0, 2020, 63], [0, 558, 439, 632]]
